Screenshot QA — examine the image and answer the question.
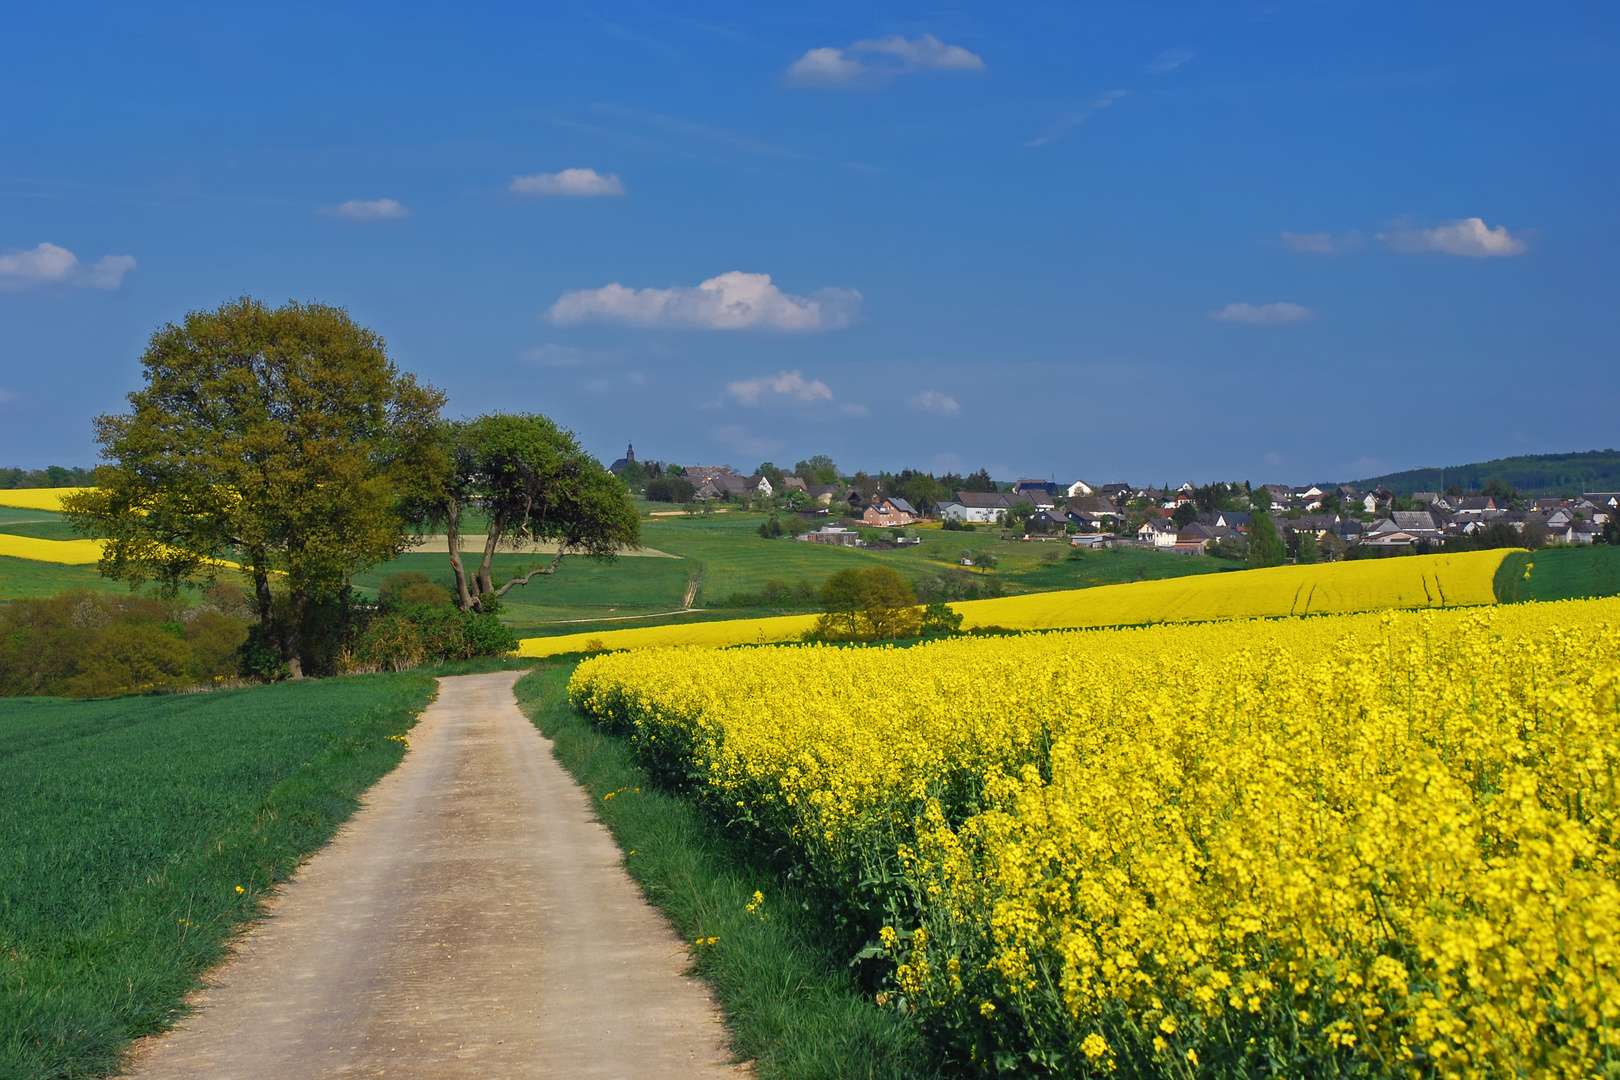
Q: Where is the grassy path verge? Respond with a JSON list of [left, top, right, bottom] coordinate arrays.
[[515, 663, 934, 1080], [0, 674, 437, 1079]]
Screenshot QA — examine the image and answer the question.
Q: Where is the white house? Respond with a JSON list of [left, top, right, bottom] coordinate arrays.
[[1066, 479, 1095, 497], [939, 491, 1017, 524]]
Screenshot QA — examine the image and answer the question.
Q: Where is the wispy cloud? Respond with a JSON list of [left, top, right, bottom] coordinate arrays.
[[0, 388, 18, 404], [711, 424, 784, 456], [509, 168, 626, 197], [517, 344, 594, 368], [840, 402, 870, 417], [1210, 302, 1315, 325], [0, 241, 136, 290], [1280, 230, 1364, 254], [1378, 217, 1527, 257], [325, 198, 410, 220], [914, 390, 961, 414], [1026, 91, 1127, 147], [549, 272, 860, 331], [785, 33, 985, 88], [727, 370, 834, 406], [1145, 46, 1195, 74]]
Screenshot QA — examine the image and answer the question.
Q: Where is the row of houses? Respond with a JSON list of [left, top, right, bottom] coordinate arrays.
[[1136, 497, 1612, 552]]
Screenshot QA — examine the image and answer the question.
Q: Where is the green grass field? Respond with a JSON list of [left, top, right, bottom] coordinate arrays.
[[0, 674, 436, 1080]]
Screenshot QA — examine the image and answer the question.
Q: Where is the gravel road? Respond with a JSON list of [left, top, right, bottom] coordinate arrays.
[[126, 670, 740, 1079]]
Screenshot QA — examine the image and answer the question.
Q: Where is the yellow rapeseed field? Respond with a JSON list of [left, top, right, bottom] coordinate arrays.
[[0, 487, 91, 512], [0, 535, 103, 564], [521, 549, 1510, 656], [570, 597, 1620, 1077]]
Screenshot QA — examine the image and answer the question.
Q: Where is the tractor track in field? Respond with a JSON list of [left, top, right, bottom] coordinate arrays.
[[126, 671, 741, 1079]]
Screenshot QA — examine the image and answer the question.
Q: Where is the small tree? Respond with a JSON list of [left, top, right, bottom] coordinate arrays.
[[420, 414, 640, 611], [809, 567, 921, 641], [1172, 501, 1199, 528], [1246, 513, 1286, 568]]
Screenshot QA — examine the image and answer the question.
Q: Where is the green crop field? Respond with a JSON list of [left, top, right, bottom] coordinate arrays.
[[1494, 545, 1620, 603], [0, 507, 79, 542], [0, 557, 126, 602], [0, 674, 435, 1079]]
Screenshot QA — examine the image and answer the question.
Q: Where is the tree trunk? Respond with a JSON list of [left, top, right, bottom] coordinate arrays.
[[446, 500, 475, 610], [474, 511, 505, 600], [284, 587, 305, 679]]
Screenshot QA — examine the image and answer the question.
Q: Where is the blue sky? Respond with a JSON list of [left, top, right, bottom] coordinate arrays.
[[1, 2, 1615, 484]]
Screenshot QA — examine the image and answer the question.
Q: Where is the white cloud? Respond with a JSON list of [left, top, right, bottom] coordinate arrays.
[[785, 47, 865, 86], [86, 255, 137, 289], [0, 242, 136, 290], [915, 390, 961, 414], [855, 33, 985, 70], [1026, 91, 1127, 147], [711, 424, 784, 456], [549, 271, 860, 331], [326, 198, 410, 220], [509, 168, 626, 197], [1379, 217, 1527, 257], [785, 34, 984, 87], [1211, 302, 1315, 325], [727, 370, 834, 406], [0, 242, 78, 282], [1145, 46, 1195, 74], [840, 402, 870, 417], [1280, 230, 1364, 254]]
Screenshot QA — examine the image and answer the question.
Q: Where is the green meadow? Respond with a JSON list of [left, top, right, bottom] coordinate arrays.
[[0, 674, 435, 1079]]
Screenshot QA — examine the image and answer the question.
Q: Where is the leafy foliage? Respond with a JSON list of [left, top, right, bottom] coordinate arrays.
[[0, 588, 249, 697], [62, 297, 446, 677]]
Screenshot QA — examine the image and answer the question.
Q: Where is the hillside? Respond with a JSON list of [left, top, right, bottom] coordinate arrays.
[[1344, 449, 1620, 496]]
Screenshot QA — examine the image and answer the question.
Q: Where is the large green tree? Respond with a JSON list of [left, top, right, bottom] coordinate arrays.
[[424, 414, 641, 611], [63, 298, 446, 677]]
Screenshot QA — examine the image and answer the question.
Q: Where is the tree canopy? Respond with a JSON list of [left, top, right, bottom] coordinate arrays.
[[63, 297, 445, 677]]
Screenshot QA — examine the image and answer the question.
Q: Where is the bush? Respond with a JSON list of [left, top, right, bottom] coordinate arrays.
[[350, 603, 517, 671], [757, 513, 785, 539], [0, 592, 249, 698], [378, 571, 452, 610]]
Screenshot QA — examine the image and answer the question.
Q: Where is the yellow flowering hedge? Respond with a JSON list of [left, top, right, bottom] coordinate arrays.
[[522, 549, 1510, 657], [570, 598, 1620, 1077]]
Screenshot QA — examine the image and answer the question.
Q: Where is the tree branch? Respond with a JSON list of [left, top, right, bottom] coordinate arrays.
[[494, 547, 570, 597]]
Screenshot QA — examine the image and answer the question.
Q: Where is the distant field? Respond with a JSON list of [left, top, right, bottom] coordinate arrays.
[[0, 673, 435, 1079], [1494, 545, 1620, 603], [0, 555, 126, 600], [0, 506, 79, 541]]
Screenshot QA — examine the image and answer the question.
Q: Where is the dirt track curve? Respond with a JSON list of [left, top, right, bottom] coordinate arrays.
[[127, 670, 740, 1079]]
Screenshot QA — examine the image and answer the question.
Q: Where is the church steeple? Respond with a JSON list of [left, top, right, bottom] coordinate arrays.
[[626, 442, 635, 462]]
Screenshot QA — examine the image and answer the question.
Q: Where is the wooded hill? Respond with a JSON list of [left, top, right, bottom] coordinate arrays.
[[1345, 449, 1620, 497]]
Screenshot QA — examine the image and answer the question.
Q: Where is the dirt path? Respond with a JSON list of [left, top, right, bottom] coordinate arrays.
[[127, 671, 740, 1079]]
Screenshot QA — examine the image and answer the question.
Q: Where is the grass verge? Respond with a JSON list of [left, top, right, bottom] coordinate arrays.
[[514, 663, 934, 1080], [0, 673, 437, 1079]]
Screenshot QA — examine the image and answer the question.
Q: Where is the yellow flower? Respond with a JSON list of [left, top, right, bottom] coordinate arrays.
[[235, 886, 245, 894], [1081, 1033, 1108, 1059]]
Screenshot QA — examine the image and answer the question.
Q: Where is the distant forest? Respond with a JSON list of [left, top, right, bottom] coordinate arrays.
[[1345, 450, 1620, 497], [0, 466, 95, 489]]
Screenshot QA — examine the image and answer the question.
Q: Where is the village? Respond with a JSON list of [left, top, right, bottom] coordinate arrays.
[[610, 450, 1616, 556]]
